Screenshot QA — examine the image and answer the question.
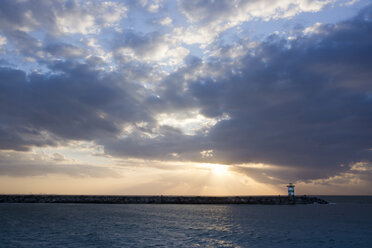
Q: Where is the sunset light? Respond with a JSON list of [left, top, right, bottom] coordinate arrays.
[[1, 1, 372, 247], [0, 0, 371, 196]]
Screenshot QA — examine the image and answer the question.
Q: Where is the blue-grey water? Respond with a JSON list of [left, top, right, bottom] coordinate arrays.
[[0, 196, 371, 247]]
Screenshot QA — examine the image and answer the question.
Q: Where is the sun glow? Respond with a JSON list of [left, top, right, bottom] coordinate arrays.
[[199, 163, 231, 175]]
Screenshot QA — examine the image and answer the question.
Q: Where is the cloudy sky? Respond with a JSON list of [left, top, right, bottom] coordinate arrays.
[[1, 0, 371, 195]]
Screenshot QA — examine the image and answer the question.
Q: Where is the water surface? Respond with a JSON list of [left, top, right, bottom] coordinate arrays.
[[1, 196, 371, 247]]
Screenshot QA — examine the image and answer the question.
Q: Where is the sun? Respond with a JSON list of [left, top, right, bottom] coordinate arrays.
[[200, 163, 230, 175]]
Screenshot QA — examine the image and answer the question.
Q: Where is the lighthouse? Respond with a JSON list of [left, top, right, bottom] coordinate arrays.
[[287, 183, 295, 198]]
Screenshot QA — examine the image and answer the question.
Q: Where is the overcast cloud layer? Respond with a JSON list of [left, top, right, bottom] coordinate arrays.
[[0, 0, 372, 189]]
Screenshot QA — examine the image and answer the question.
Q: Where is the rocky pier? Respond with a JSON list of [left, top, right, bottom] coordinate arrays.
[[0, 195, 328, 204]]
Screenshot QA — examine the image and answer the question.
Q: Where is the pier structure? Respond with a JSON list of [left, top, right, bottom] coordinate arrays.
[[0, 194, 328, 204]]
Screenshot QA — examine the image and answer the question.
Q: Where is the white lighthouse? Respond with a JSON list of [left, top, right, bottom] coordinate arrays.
[[287, 183, 295, 198]]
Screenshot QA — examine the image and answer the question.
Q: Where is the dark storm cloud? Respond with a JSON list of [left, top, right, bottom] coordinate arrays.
[[3, 30, 43, 59], [0, 61, 152, 151], [186, 6, 372, 178], [0, 0, 71, 60], [103, 6, 372, 182], [44, 43, 86, 58], [114, 31, 164, 53], [0, 0, 56, 32], [1, 0, 372, 184], [146, 58, 201, 112], [102, 125, 206, 161], [0, 0, 127, 61]]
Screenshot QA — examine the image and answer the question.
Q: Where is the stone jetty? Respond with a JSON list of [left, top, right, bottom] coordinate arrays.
[[0, 195, 328, 204]]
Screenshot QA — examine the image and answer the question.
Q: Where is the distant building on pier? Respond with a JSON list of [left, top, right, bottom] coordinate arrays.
[[287, 183, 295, 197]]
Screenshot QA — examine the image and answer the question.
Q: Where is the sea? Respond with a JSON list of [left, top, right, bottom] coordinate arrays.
[[0, 196, 371, 248]]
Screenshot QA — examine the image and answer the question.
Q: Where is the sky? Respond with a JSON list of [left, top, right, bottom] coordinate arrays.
[[1, 0, 372, 195]]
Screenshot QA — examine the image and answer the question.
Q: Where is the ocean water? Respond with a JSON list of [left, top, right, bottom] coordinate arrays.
[[0, 196, 371, 248]]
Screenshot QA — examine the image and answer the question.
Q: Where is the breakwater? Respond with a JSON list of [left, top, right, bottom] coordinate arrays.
[[0, 195, 328, 204]]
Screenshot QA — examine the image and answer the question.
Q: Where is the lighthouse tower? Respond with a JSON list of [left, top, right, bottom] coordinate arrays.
[[287, 183, 295, 198]]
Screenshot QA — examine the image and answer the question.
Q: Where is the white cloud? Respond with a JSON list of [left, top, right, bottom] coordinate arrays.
[[0, 1, 128, 36], [84, 38, 113, 63], [96, 1, 128, 25], [303, 22, 326, 35], [148, 0, 163, 12], [0, 35, 6, 47], [207, 42, 258, 59], [55, 1, 128, 35], [56, 12, 97, 35], [138, 0, 164, 12], [177, 0, 336, 46], [200, 149, 214, 158], [115, 33, 189, 66], [350, 162, 372, 172], [155, 110, 230, 135], [160, 17, 173, 26], [341, 0, 360, 6], [173, 26, 216, 48]]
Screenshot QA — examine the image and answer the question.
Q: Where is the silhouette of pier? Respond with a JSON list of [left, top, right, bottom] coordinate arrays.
[[0, 195, 328, 204]]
